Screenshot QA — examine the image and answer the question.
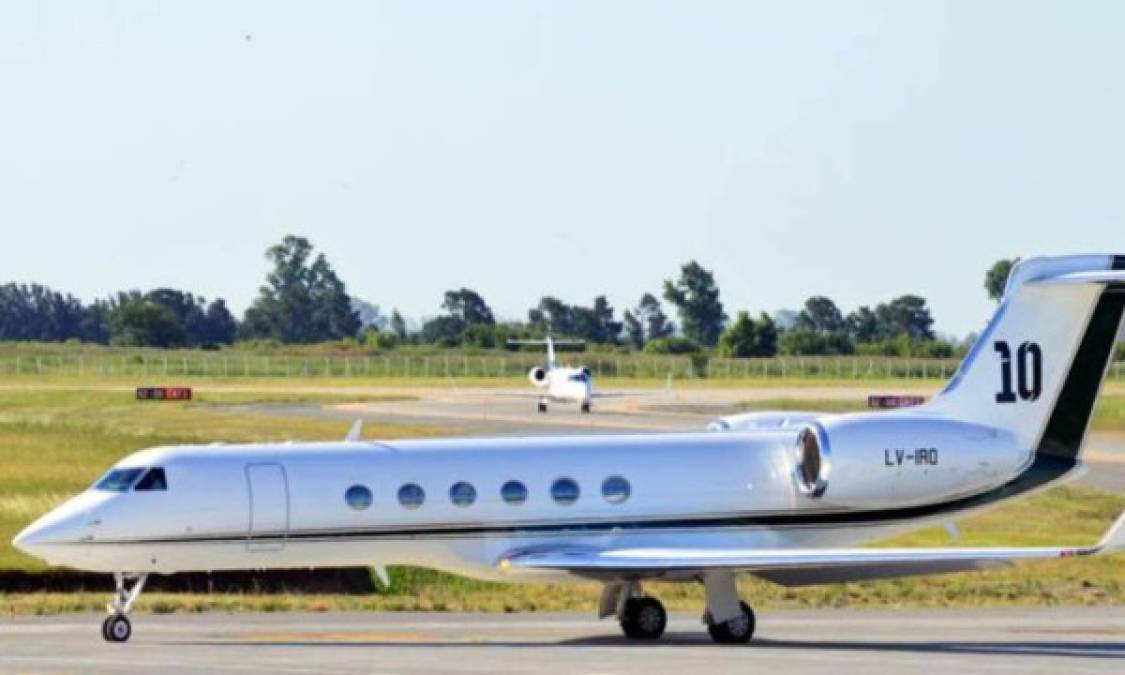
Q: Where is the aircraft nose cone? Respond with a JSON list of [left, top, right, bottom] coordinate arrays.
[[11, 493, 103, 561]]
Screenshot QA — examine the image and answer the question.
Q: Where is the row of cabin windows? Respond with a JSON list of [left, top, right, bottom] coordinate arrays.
[[344, 476, 631, 511]]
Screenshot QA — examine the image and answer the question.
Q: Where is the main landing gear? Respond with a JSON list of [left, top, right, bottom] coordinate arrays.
[[102, 572, 147, 643], [705, 601, 756, 644], [620, 596, 667, 640], [580, 401, 591, 414], [605, 574, 757, 645]]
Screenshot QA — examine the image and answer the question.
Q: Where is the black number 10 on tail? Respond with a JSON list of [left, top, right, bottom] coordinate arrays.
[[995, 341, 1042, 403]]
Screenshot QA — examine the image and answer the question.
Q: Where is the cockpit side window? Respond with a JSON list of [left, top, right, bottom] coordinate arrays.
[[95, 467, 145, 492], [134, 467, 167, 491]]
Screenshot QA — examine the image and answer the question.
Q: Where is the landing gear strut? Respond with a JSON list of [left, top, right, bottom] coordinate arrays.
[[102, 572, 147, 643], [702, 571, 755, 644]]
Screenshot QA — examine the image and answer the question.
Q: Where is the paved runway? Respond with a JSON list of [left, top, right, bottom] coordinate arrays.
[[2, 608, 1123, 674]]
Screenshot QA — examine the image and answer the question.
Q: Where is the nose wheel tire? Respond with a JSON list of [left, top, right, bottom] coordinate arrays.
[[620, 597, 667, 640], [707, 602, 755, 644], [103, 614, 132, 643], [537, 401, 548, 413]]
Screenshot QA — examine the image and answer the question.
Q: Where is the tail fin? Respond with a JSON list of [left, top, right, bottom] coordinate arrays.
[[929, 255, 1125, 463], [505, 336, 585, 370], [546, 335, 556, 370]]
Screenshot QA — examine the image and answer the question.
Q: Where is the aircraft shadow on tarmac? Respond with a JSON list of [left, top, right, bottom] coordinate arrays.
[[175, 634, 1125, 659]]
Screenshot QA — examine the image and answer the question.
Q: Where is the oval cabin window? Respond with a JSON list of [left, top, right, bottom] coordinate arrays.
[[449, 481, 477, 507], [501, 480, 528, 505], [601, 476, 630, 504], [397, 483, 425, 509], [551, 478, 580, 506], [345, 484, 373, 511]]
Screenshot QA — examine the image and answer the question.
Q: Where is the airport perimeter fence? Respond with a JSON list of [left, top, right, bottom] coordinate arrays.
[[1, 351, 1123, 382]]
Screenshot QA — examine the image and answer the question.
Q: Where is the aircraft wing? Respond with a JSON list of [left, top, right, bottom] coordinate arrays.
[[499, 511, 1125, 587]]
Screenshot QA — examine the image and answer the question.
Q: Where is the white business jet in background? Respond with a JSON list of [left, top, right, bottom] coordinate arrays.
[[508, 336, 599, 413], [14, 255, 1125, 644]]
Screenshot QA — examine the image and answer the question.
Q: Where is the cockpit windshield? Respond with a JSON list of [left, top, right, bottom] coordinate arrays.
[[568, 372, 589, 383], [134, 467, 167, 491], [94, 467, 145, 492]]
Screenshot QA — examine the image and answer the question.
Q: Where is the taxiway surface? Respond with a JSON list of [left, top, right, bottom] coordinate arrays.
[[2, 608, 1122, 674]]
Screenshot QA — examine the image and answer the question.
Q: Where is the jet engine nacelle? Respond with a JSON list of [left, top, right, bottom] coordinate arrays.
[[528, 367, 548, 387], [791, 414, 1029, 509]]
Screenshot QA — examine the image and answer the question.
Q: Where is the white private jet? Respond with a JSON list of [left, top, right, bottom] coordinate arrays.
[[14, 254, 1125, 645], [509, 336, 598, 413]]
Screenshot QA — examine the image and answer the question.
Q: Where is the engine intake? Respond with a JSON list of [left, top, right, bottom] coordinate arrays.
[[793, 426, 829, 498], [528, 367, 547, 386]]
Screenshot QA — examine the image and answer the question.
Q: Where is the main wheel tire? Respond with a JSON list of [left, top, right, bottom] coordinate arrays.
[[104, 614, 131, 643], [620, 597, 666, 640], [580, 402, 591, 414], [707, 602, 755, 644]]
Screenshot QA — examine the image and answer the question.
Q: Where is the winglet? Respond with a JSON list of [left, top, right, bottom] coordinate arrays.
[[345, 419, 363, 442], [1091, 510, 1125, 554]]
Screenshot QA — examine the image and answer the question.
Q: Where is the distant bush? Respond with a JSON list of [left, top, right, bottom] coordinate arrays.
[[854, 335, 959, 358], [643, 336, 701, 354], [1116, 342, 1125, 362], [779, 329, 854, 356], [363, 329, 399, 351]]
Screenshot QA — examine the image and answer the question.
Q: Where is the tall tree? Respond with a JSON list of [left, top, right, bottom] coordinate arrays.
[[571, 295, 621, 344], [985, 258, 1018, 302], [626, 293, 673, 348], [663, 261, 726, 346], [390, 309, 407, 340], [309, 254, 361, 340], [846, 305, 879, 342], [201, 299, 238, 345], [420, 315, 464, 347], [442, 288, 495, 326], [623, 309, 644, 349], [243, 235, 360, 342], [718, 311, 757, 357], [0, 283, 102, 342], [530, 296, 576, 336], [109, 298, 186, 347], [754, 312, 779, 356], [719, 311, 778, 357], [875, 295, 935, 340], [795, 296, 845, 334]]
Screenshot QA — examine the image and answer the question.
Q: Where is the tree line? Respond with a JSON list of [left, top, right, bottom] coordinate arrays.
[[0, 235, 1020, 358]]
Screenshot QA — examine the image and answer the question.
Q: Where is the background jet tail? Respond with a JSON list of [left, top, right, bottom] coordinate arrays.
[[506, 336, 586, 370], [927, 255, 1125, 462]]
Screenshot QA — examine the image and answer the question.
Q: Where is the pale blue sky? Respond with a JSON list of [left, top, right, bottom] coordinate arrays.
[[1, 1, 1122, 336]]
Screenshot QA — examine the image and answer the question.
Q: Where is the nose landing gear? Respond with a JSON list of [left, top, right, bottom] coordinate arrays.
[[102, 572, 147, 643]]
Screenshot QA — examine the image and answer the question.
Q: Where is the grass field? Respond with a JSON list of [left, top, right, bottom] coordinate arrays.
[[0, 377, 1122, 614]]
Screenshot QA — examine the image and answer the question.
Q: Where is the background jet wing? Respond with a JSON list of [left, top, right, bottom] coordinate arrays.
[[500, 511, 1125, 586]]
